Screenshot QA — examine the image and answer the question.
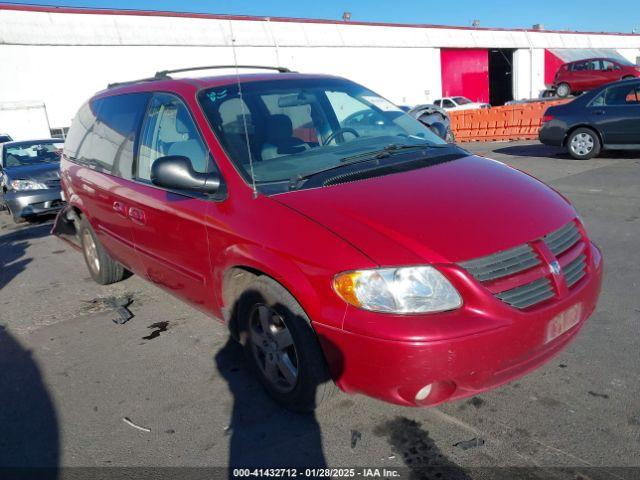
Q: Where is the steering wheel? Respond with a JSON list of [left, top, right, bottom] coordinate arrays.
[[322, 128, 360, 146]]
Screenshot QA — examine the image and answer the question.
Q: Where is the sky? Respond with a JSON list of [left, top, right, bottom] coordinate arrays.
[[4, 0, 639, 33]]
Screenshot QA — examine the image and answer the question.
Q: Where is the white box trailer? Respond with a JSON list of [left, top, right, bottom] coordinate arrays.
[[0, 101, 51, 140]]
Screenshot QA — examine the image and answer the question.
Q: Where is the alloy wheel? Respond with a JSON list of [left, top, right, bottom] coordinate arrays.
[[570, 133, 594, 157], [248, 304, 299, 393], [82, 229, 100, 275]]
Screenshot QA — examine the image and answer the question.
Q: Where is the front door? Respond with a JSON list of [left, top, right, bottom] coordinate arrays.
[[128, 92, 218, 309], [591, 83, 640, 145]]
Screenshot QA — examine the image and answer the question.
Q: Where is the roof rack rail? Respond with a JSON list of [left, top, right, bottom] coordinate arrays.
[[107, 65, 292, 89], [107, 76, 160, 89], [154, 65, 293, 78]]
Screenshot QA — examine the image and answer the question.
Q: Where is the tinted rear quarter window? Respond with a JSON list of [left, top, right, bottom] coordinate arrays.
[[64, 93, 149, 177]]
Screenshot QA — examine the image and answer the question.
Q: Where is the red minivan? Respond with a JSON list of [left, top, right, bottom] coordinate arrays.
[[55, 67, 603, 411], [553, 57, 640, 97]]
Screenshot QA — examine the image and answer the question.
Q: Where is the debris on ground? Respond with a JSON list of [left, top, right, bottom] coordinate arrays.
[[587, 391, 609, 399], [142, 321, 169, 340], [453, 437, 485, 450], [83, 295, 135, 324], [350, 429, 362, 448], [122, 416, 150, 432]]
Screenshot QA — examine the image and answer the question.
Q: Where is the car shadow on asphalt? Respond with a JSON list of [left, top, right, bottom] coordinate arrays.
[[0, 325, 59, 477], [494, 143, 640, 160], [493, 144, 570, 158], [215, 339, 329, 472], [0, 220, 54, 290], [214, 294, 344, 474]]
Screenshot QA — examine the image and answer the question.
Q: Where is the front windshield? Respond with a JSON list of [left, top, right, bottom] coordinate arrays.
[[3, 141, 63, 167], [452, 97, 472, 105], [198, 78, 446, 189]]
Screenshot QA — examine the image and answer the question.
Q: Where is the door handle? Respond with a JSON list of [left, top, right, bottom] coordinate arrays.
[[593, 110, 606, 115], [112, 201, 128, 217], [128, 207, 146, 225]]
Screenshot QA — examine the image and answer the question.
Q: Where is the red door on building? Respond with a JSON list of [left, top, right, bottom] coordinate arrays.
[[440, 48, 489, 103]]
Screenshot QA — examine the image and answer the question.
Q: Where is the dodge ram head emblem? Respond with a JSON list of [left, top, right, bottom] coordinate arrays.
[[549, 260, 562, 276]]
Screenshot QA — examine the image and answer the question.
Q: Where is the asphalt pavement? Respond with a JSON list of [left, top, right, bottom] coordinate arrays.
[[1, 140, 638, 479]]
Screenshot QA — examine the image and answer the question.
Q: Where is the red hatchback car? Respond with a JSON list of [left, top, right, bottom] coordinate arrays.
[[55, 67, 603, 411], [553, 57, 640, 97]]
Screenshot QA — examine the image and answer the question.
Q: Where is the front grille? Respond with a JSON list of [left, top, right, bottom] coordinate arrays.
[[459, 244, 541, 282], [459, 220, 588, 310], [544, 221, 581, 255], [45, 179, 61, 188], [495, 278, 555, 309], [564, 254, 587, 287]]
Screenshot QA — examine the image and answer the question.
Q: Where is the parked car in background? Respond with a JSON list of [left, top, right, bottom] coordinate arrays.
[[433, 96, 490, 111], [406, 104, 455, 143], [0, 133, 12, 143], [0, 139, 65, 223], [552, 57, 640, 98], [55, 68, 601, 411], [540, 78, 640, 159]]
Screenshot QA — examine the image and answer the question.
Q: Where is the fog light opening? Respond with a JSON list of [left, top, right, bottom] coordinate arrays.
[[415, 384, 433, 402]]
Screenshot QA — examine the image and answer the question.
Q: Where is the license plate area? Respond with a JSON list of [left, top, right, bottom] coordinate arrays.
[[545, 303, 582, 344]]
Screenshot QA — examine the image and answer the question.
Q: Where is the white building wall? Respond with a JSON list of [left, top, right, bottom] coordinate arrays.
[[512, 48, 547, 100], [2, 8, 640, 128]]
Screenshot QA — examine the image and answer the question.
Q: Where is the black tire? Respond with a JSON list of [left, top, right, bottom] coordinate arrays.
[[567, 128, 601, 160], [556, 83, 571, 98], [238, 276, 336, 412], [622, 75, 635, 81], [79, 216, 126, 285]]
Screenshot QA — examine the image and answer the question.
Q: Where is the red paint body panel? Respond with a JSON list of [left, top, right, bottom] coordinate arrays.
[[544, 50, 565, 86], [60, 73, 603, 407], [440, 49, 489, 103]]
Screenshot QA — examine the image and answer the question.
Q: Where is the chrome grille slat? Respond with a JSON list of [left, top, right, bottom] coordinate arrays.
[[564, 254, 587, 288], [544, 222, 581, 255], [495, 278, 554, 309], [459, 244, 541, 282], [460, 220, 587, 310]]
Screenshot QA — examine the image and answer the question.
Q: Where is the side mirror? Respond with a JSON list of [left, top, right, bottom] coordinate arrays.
[[150, 155, 221, 195]]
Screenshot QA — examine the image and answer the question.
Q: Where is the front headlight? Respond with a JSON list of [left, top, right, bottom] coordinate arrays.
[[10, 179, 48, 191], [333, 266, 462, 314]]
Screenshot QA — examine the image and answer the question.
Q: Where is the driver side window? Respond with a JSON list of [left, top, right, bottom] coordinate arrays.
[[137, 93, 213, 181]]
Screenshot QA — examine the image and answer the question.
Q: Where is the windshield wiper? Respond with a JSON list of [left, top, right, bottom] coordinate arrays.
[[339, 142, 448, 163], [288, 143, 449, 190], [289, 156, 380, 190]]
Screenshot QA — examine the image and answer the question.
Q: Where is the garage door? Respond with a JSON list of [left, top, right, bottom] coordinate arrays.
[[441, 48, 489, 103]]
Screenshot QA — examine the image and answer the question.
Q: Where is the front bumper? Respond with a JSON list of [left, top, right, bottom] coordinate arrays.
[[5, 189, 64, 219], [315, 244, 603, 407]]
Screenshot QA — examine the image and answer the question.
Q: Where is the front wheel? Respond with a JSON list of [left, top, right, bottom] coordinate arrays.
[[556, 83, 571, 98], [238, 276, 336, 412], [567, 128, 601, 160]]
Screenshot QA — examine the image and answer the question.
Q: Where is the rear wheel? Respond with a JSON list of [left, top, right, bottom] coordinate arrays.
[[567, 128, 601, 160], [622, 75, 635, 80], [80, 217, 126, 285], [556, 83, 571, 98], [238, 276, 336, 412]]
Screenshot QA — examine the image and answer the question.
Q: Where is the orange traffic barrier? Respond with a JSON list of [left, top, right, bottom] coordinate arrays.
[[449, 99, 569, 143]]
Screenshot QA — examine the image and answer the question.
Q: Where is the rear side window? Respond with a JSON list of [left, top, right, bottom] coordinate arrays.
[[64, 93, 149, 177], [595, 84, 640, 106], [63, 102, 97, 161]]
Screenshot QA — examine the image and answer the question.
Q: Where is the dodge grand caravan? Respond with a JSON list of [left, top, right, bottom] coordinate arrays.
[[55, 66, 603, 411]]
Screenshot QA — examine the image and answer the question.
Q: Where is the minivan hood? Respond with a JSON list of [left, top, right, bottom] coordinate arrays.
[[5, 163, 60, 182], [274, 155, 576, 266]]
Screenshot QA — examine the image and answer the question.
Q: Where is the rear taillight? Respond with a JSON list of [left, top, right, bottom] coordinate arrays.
[[542, 114, 554, 123]]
